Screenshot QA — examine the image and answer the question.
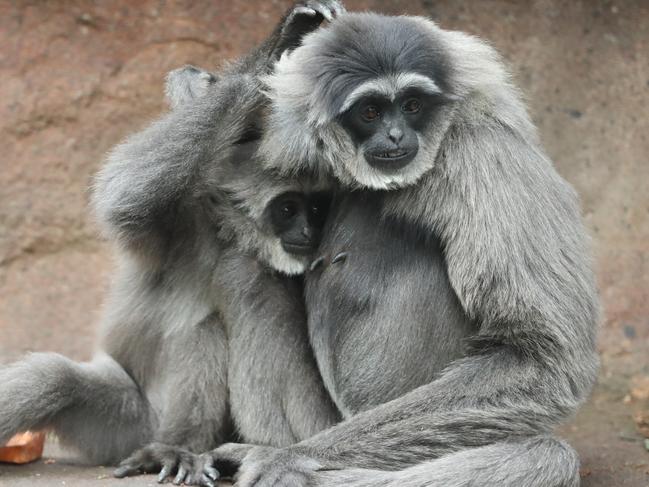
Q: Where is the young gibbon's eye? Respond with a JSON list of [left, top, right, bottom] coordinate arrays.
[[309, 192, 331, 216], [361, 105, 381, 122], [402, 98, 421, 114], [281, 201, 298, 219]]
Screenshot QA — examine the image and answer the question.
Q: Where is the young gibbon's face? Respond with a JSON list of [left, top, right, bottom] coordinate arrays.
[[266, 191, 331, 256]]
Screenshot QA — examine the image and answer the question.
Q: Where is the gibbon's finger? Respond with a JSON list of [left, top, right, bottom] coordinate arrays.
[[173, 465, 188, 485], [203, 462, 220, 481], [332, 1, 346, 17], [195, 472, 216, 487], [293, 6, 317, 17], [113, 463, 141, 478], [157, 461, 174, 483], [314, 3, 334, 22]]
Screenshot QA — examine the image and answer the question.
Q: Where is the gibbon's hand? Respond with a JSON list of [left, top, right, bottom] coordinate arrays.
[[275, 1, 345, 56]]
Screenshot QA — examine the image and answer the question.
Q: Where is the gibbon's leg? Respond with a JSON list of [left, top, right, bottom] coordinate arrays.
[[0, 352, 152, 465]]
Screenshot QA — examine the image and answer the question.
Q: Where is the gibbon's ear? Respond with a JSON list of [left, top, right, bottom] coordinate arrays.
[[164, 65, 218, 109]]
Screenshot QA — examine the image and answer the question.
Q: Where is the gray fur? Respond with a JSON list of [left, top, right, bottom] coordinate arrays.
[[0, 2, 344, 472], [165, 65, 218, 109], [0, 352, 153, 464], [198, 11, 600, 487], [312, 436, 581, 487]]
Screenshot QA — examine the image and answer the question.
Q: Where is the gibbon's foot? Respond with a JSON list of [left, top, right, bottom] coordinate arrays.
[[176, 444, 257, 487], [113, 442, 219, 486]]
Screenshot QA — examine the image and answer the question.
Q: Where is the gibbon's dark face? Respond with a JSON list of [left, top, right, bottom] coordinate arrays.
[[340, 88, 438, 172], [268, 191, 331, 256]]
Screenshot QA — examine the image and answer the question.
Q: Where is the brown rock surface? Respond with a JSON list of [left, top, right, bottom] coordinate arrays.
[[0, 1, 647, 486]]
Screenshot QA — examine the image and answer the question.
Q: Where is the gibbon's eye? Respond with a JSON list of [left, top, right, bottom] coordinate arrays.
[[308, 193, 331, 224], [402, 98, 421, 114], [310, 204, 328, 227], [235, 125, 262, 145], [281, 201, 298, 219], [361, 105, 381, 122]]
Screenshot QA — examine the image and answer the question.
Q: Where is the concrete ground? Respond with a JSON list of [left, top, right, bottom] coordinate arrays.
[[1, 0, 648, 486], [1, 442, 162, 487]]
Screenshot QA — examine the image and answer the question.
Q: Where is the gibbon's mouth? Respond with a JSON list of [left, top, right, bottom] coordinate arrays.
[[281, 242, 316, 256], [366, 149, 417, 171], [379, 149, 409, 158]]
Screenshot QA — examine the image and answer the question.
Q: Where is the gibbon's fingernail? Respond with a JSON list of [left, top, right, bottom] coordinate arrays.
[[296, 7, 317, 16], [331, 252, 348, 264], [310, 256, 325, 271]]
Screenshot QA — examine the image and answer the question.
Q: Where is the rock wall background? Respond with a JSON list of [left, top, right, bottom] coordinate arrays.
[[0, 1, 647, 485]]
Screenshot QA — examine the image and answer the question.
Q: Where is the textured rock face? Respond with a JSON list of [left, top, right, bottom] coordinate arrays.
[[0, 1, 647, 485]]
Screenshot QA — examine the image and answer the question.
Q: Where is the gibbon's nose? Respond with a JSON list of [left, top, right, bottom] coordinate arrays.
[[388, 127, 404, 144], [301, 227, 314, 241]]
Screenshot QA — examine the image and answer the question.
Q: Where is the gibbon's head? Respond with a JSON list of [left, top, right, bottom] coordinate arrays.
[[261, 12, 525, 190], [145, 67, 332, 275], [169, 72, 332, 275], [165, 68, 334, 274], [201, 145, 331, 275]]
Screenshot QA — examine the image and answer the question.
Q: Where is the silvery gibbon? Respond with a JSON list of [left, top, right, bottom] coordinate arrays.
[[0, 2, 344, 484], [187, 10, 600, 487]]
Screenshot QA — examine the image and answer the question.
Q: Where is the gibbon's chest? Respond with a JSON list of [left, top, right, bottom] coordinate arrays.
[[305, 192, 474, 417]]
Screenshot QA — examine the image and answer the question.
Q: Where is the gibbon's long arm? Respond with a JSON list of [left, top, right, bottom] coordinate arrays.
[[94, 1, 343, 258], [93, 75, 263, 256]]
